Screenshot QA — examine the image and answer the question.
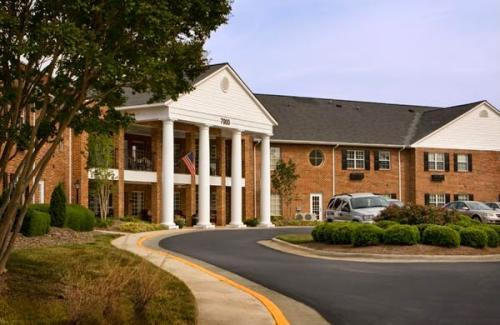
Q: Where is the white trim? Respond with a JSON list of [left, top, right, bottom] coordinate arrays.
[[270, 139, 406, 148], [411, 101, 499, 147], [310, 193, 323, 218], [38, 180, 45, 204], [68, 129, 72, 203]]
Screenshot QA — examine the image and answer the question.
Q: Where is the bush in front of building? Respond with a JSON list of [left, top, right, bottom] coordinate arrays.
[[21, 207, 51, 237], [416, 223, 432, 238], [376, 205, 463, 225], [64, 204, 95, 231], [243, 218, 259, 227], [454, 215, 481, 228], [174, 216, 186, 229], [480, 226, 499, 247], [489, 225, 500, 238], [94, 218, 113, 228], [352, 224, 384, 247], [329, 222, 360, 245], [446, 224, 465, 234], [49, 183, 67, 227], [375, 220, 399, 229], [422, 225, 460, 248], [459, 227, 488, 249], [311, 223, 327, 242], [118, 221, 165, 233], [383, 225, 420, 245]]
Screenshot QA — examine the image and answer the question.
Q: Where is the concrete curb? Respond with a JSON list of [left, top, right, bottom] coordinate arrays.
[[261, 238, 500, 263], [111, 228, 328, 325]]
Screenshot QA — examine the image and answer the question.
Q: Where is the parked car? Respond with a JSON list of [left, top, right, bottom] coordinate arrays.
[[485, 202, 500, 211], [444, 201, 500, 224], [325, 193, 389, 223], [387, 198, 404, 207]]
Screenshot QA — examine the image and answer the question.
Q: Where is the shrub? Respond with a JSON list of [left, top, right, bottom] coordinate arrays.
[[417, 223, 431, 238], [376, 205, 463, 225], [383, 225, 420, 245], [376, 220, 399, 229], [311, 223, 327, 242], [95, 218, 113, 228], [329, 222, 359, 245], [352, 224, 383, 247], [118, 222, 165, 233], [174, 216, 186, 229], [49, 183, 67, 227], [422, 225, 460, 248], [455, 215, 481, 228], [446, 224, 465, 233], [480, 226, 498, 248], [243, 218, 259, 227], [489, 225, 500, 238], [29, 203, 50, 214], [21, 207, 50, 237], [65, 204, 95, 231], [460, 227, 488, 248]]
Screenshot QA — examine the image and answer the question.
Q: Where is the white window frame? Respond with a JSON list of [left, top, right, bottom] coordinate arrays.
[[456, 154, 468, 172], [271, 194, 281, 216], [309, 150, 325, 167], [378, 151, 390, 170], [270, 147, 281, 170], [310, 193, 323, 218], [457, 193, 470, 201], [428, 153, 445, 171], [429, 193, 446, 207], [174, 191, 181, 212], [347, 150, 365, 169]]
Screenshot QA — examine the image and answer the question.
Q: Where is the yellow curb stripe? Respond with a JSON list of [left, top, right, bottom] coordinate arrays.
[[137, 234, 290, 325]]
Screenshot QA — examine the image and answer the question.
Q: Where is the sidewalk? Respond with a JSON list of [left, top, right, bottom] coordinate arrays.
[[112, 229, 278, 325]]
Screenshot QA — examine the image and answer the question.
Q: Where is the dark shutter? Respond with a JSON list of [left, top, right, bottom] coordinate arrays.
[[453, 154, 458, 172], [444, 153, 450, 172], [445, 193, 450, 203], [467, 154, 473, 172], [391, 193, 397, 199], [453, 194, 458, 201], [374, 151, 380, 170], [424, 152, 429, 171], [364, 150, 370, 170], [341, 150, 347, 170], [424, 194, 430, 205], [469, 194, 474, 201]]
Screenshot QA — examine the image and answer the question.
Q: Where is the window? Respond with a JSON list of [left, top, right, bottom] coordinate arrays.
[[210, 142, 217, 175], [456, 154, 468, 172], [174, 191, 181, 212], [346, 150, 365, 169], [428, 193, 446, 207], [378, 151, 390, 170], [271, 194, 281, 216], [457, 193, 470, 201], [131, 191, 144, 216], [310, 193, 322, 217], [428, 153, 445, 171], [309, 150, 324, 166], [270, 147, 281, 170]]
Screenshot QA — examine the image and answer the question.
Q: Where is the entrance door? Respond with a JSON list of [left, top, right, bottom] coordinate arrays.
[[310, 193, 323, 219], [131, 191, 145, 216]]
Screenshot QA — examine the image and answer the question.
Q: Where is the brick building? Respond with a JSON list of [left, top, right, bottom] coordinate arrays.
[[7, 63, 500, 226]]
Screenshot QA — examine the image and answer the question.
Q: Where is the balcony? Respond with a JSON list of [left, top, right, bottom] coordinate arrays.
[[125, 148, 155, 171]]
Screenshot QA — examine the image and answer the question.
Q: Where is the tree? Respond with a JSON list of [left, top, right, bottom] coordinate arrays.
[[271, 159, 300, 218], [0, 0, 232, 274], [49, 183, 66, 227], [87, 134, 115, 221]]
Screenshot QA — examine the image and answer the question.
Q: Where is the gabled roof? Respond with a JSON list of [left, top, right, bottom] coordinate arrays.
[[122, 63, 228, 107], [255, 94, 484, 146]]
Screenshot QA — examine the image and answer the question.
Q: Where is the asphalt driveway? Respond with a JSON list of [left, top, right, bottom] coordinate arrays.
[[159, 227, 500, 325]]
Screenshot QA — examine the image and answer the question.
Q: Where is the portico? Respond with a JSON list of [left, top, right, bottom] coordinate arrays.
[[116, 64, 278, 228]]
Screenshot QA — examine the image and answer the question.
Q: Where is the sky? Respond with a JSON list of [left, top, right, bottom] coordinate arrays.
[[204, 0, 500, 108]]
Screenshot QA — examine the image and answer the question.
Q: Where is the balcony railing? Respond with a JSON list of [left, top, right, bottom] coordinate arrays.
[[125, 148, 155, 171]]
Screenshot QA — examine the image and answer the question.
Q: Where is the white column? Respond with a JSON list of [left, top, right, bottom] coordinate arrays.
[[227, 130, 246, 228], [161, 119, 178, 229], [195, 124, 214, 229], [259, 134, 274, 227]]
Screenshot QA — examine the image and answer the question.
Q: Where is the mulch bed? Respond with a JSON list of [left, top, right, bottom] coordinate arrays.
[[301, 242, 500, 255], [13, 227, 96, 250]]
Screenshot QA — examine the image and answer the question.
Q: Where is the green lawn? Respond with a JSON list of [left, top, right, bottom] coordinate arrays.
[[276, 233, 314, 244], [0, 235, 196, 324]]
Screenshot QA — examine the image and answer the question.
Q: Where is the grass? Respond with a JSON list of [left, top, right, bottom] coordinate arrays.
[[0, 235, 196, 324], [276, 233, 314, 244]]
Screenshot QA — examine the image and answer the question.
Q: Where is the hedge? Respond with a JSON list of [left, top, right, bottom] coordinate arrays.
[[21, 207, 51, 237], [312, 223, 329, 242], [455, 215, 481, 228], [446, 224, 465, 233], [29, 203, 50, 214], [422, 225, 460, 248], [481, 226, 499, 248], [460, 227, 488, 248], [64, 204, 95, 231], [383, 225, 420, 245], [376, 205, 464, 225], [417, 223, 431, 237], [488, 225, 500, 238], [375, 220, 398, 229], [352, 224, 383, 247], [329, 223, 359, 245]]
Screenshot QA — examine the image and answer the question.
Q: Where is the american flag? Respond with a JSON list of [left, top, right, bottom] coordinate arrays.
[[181, 151, 196, 176]]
